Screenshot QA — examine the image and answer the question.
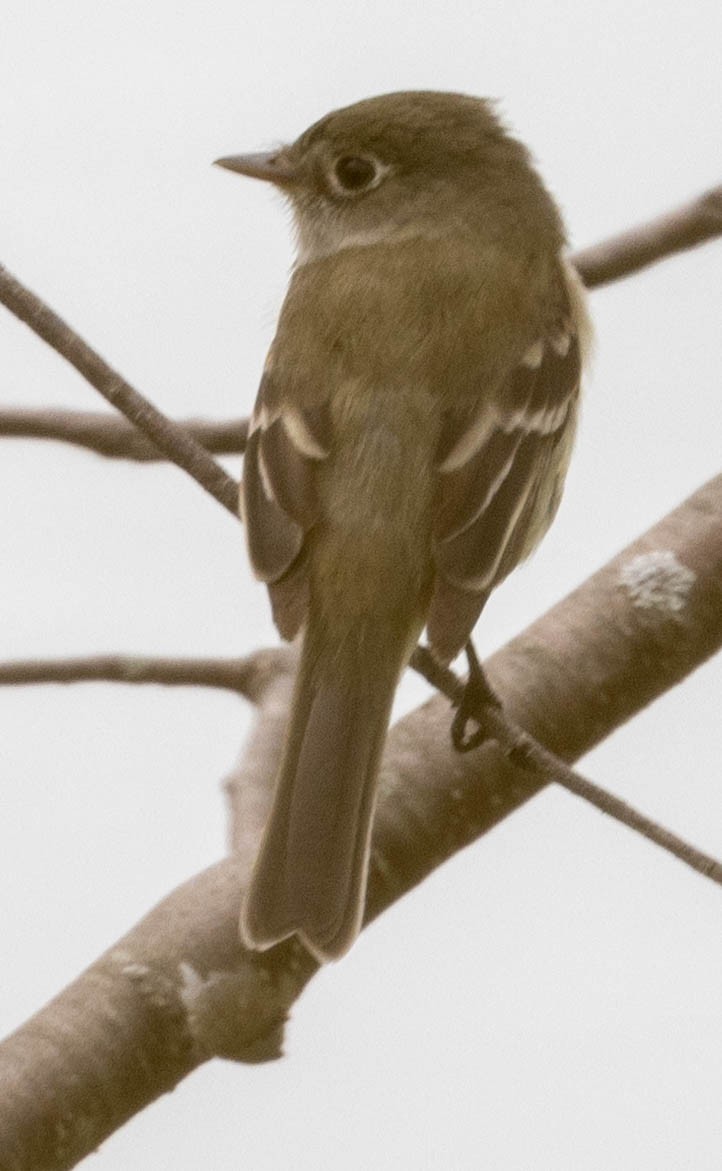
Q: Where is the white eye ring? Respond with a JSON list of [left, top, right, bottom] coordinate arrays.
[[328, 153, 389, 196]]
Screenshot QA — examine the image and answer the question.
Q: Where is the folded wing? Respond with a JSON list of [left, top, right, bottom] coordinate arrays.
[[428, 288, 586, 661], [242, 372, 331, 638]]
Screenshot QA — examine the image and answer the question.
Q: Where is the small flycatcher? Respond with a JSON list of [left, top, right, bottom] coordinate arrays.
[[216, 91, 591, 962]]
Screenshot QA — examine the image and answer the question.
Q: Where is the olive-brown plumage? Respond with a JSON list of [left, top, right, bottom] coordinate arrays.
[[216, 92, 591, 961]]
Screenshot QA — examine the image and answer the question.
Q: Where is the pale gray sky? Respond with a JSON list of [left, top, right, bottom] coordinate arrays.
[[1, 1, 721, 1167]]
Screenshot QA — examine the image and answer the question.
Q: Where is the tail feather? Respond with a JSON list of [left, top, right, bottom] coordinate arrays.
[[241, 622, 406, 961]]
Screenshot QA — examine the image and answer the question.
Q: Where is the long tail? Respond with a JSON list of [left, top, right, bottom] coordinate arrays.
[[241, 613, 410, 962]]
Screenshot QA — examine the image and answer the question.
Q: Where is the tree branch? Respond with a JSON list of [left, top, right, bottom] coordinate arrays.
[[573, 184, 722, 288], [1, 474, 720, 1169], [0, 650, 285, 702], [0, 406, 248, 461]]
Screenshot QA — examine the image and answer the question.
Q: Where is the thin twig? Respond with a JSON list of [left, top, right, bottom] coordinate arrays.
[[0, 407, 248, 461], [0, 265, 239, 516], [410, 646, 722, 888], [0, 650, 290, 704]]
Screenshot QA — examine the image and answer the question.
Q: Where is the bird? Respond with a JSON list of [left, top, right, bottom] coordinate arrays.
[[215, 90, 591, 962]]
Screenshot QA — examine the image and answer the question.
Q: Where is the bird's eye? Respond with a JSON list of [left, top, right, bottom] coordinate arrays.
[[332, 155, 379, 193]]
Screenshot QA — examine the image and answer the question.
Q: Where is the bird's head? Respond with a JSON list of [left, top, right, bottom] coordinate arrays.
[[215, 91, 556, 263]]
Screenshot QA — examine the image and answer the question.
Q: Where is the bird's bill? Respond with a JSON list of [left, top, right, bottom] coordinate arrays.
[[213, 150, 297, 186]]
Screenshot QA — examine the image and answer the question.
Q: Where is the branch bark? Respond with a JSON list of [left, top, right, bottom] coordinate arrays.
[[1, 474, 720, 1170]]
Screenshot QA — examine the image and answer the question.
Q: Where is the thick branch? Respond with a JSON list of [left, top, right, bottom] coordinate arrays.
[[0, 265, 239, 515], [365, 473, 722, 923], [1, 475, 720, 1169]]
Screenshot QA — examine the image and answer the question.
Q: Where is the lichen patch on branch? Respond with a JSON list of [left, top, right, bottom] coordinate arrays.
[[619, 550, 697, 613]]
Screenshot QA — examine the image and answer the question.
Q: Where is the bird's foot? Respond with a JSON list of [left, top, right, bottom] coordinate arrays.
[[451, 641, 502, 753]]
